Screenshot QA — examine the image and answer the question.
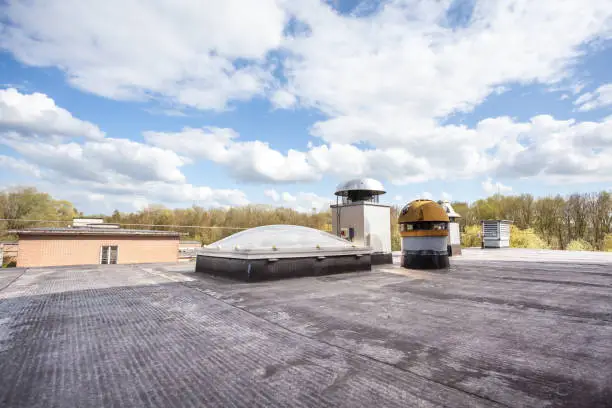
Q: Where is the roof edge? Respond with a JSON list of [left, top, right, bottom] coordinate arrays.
[[11, 229, 183, 237]]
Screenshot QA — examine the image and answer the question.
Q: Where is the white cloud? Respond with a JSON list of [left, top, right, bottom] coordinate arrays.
[[0, 136, 250, 211], [482, 178, 512, 195], [441, 191, 452, 201], [0, 90, 250, 213], [295, 192, 330, 212], [312, 115, 612, 184], [3, 1, 609, 120], [560, 94, 570, 100], [281, 192, 297, 202], [283, 192, 330, 212], [574, 84, 612, 111], [2, 136, 188, 184], [144, 127, 319, 182], [262, 188, 329, 212], [0, 88, 104, 139], [46, 179, 250, 213], [0, 0, 286, 111], [493, 115, 612, 182], [281, 0, 612, 147], [145, 113, 612, 184], [0, 154, 41, 178], [270, 89, 297, 109], [394, 195, 403, 201], [416, 192, 433, 200], [264, 189, 280, 202], [2, 1, 612, 196]]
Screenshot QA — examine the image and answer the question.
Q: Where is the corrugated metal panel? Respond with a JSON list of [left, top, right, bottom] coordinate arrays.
[[500, 222, 511, 239], [483, 222, 498, 238]]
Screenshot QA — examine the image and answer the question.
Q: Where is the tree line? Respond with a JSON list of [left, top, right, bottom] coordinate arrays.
[[1, 187, 611, 252], [453, 192, 612, 251]]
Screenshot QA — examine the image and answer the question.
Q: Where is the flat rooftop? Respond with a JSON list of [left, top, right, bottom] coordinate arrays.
[[0, 248, 610, 407], [13, 227, 181, 237]]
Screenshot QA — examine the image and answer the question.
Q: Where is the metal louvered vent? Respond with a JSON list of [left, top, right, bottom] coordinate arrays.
[[483, 223, 498, 238], [500, 223, 511, 239]]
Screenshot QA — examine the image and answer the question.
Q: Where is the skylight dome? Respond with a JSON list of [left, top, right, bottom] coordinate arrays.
[[196, 225, 373, 281], [199, 225, 369, 259]]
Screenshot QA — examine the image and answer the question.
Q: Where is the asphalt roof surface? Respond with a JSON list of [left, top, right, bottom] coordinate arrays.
[[0, 249, 611, 407]]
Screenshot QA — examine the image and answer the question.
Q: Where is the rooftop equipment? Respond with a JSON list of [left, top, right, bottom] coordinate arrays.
[[331, 178, 392, 265], [72, 218, 104, 228], [438, 200, 462, 256], [83, 223, 121, 229], [481, 220, 512, 248], [398, 199, 450, 269], [196, 225, 372, 281]]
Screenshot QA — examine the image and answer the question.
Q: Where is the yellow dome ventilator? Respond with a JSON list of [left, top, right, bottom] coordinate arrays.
[[398, 199, 450, 269]]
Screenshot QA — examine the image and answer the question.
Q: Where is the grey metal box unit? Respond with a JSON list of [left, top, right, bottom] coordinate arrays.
[[482, 220, 512, 248]]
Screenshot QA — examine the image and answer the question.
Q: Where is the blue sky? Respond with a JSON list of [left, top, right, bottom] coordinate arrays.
[[1, 0, 611, 214]]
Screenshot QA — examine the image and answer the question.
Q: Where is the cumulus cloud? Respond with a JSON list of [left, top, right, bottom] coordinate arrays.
[[145, 113, 612, 184], [2, 136, 188, 184], [0, 90, 249, 212], [87, 180, 249, 208], [493, 115, 612, 182], [0, 0, 285, 111], [1, 135, 249, 210], [263, 188, 330, 212], [482, 178, 512, 195], [144, 127, 319, 183], [441, 192, 452, 201], [44, 179, 250, 213], [0, 88, 104, 139], [0, 154, 41, 178], [144, 127, 445, 183], [574, 84, 612, 112], [281, 192, 297, 202], [264, 189, 280, 202], [281, 0, 612, 147], [270, 89, 297, 109], [3, 1, 609, 119], [2, 1, 612, 195]]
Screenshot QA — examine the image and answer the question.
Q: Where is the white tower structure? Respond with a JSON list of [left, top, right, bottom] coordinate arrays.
[[331, 178, 392, 264], [438, 200, 462, 256]]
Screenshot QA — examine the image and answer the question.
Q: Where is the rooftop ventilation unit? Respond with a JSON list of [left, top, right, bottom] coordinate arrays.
[[481, 220, 512, 248], [334, 178, 386, 204], [85, 223, 121, 229], [398, 199, 450, 269], [438, 200, 462, 256], [331, 178, 392, 264], [72, 218, 104, 228]]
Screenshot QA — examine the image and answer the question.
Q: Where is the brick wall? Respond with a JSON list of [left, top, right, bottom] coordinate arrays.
[[17, 235, 179, 267]]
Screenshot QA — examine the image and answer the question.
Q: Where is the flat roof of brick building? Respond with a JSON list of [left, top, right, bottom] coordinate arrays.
[[12, 227, 181, 237]]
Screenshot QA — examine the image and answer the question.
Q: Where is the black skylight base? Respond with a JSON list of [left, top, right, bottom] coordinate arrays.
[[196, 254, 372, 282], [371, 252, 393, 265]]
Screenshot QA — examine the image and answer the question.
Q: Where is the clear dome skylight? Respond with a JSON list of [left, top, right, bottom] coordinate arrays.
[[198, 225, 371, 259]]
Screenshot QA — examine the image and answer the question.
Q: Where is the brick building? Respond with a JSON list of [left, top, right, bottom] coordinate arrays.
[[14, 226, 181, 268]]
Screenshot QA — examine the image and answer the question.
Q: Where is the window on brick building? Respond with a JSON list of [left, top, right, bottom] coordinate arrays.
[[100, 246, 118, 264]]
